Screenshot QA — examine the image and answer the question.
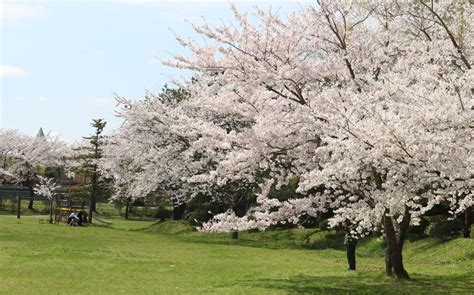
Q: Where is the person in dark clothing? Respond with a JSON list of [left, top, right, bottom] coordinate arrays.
[[77, 210, 84, 226], [344, 231, 358, 270]]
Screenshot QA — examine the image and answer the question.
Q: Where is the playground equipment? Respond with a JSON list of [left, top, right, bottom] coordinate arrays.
[[92, 212, 113, 226], [56, 199, 113, 226], [1, 185, 112, 226], [55, 198, 87, 223]]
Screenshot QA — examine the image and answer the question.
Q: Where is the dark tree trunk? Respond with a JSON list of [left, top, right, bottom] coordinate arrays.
[[16, 197, 21, 219], [88, 169, 98, 223], [155, 205, 166, 222], [91, 198, 96, 211], [179, 203, 186, 219], [125, 202, 129, 220], [26, 174, 34, 210], [231, 231, 239, 239], [49, 199, 54, 224], [173, 203, 186, 220], [385, 245, 393, 275], [28, 199, 34, 210], [383, 211, 411, 280], [463, 207, 471, 238], [173, 207, 179, 220], [54, 198, 58, 223], [88, 194, 96, 224], [390, 245, 409, 280]]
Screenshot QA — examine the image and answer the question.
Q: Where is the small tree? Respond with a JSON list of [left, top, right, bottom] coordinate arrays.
[[34, 176, 60, 224]]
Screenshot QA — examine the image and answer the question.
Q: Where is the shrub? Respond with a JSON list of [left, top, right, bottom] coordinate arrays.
[[427, 215, 463, 239], [155, 207, 172, 221], [319, 219, 330, 231], [185, 210, 211, 226], [409, 216, 430, 237]]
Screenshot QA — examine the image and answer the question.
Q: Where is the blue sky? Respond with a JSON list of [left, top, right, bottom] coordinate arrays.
[[1, 0, 310, 141]]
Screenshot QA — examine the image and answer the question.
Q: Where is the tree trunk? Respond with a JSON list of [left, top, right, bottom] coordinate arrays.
[[88, 194, 96, 224], [390, 244, 409, 280], [125, 202, 129, 220], [54, 198, 58, 223], [28, 199, 34, 210], [173, 206, 180, 220], [385, 246, 393, 275], [463, 207, 471, 238], [173, 203, 186, 220], [383, 212, 410, 280], [91, 199, 96, 211], [88, 169, 98, 223], [231, 231, 239, 239], [16, 197, 21, 219], [49, 199, 54, 224], [179, 203, 186, 219]]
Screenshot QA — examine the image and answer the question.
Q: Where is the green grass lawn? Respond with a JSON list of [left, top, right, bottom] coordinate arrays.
[[0, 215, 472, 294]]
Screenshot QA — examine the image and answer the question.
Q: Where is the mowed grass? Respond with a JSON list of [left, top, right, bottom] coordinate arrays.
[[0, 216, 472, 294]]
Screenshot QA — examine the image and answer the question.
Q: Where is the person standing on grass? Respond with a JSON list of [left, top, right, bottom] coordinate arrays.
[[344, 226, 358, 271]]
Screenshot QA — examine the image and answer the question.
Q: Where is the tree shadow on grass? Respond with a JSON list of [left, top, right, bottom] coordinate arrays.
[[169, 230, 348, 251], [245, 273, 474, 294]]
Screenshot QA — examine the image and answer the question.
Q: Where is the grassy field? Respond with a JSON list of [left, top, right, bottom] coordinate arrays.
[[0, 215, 472, 294]]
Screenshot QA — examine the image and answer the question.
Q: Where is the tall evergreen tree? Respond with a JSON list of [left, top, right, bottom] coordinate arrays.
[[75, 119, 107, 223]]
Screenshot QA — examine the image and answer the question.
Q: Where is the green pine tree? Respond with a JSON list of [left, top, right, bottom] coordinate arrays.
[[75, 119, 109, 222]]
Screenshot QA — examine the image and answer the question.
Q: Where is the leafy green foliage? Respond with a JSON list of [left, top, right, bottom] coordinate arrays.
[[157, 84, 190, 105], [73, 119, 112, 204], [427, 215, 464, 240]]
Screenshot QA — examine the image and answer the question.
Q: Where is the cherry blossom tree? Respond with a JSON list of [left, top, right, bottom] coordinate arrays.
[[101, 81, 261, 220], [0, 128, 70, 212], [0, 129, 70, 185], [100, 92, 209, 219], [34, 176, 61, 223], [166, 0, 473, 279]]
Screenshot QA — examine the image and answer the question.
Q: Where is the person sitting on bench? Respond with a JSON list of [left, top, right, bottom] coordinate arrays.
[[67, 211, 79, 226]]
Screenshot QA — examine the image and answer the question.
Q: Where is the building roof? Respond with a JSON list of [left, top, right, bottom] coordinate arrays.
[[36, 128, 45, 138]]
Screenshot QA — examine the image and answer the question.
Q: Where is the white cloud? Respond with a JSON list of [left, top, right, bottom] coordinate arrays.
[[92, 96, 117, 108], [0, 65, 27, 78], [0, 3, 45, 26]]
